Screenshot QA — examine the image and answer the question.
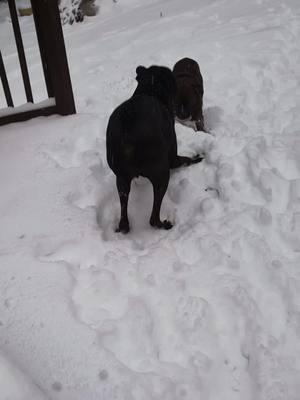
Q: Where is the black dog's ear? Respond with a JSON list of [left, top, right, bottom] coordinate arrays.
[[136, 65, 147, 82]]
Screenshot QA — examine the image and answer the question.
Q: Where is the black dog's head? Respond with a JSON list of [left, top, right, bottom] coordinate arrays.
[[134, 65, 176, 113]]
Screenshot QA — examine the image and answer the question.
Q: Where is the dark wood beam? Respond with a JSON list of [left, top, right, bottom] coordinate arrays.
[[0, 105, 57, 126], [30, 0, 76, 115]]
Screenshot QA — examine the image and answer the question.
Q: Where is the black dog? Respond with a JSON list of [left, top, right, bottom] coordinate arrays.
[[173, 57, 205, 131], [106, 65, 203, 233]]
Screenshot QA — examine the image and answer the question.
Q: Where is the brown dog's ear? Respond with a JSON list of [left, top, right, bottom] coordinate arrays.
[[136, 66, 147, 82]]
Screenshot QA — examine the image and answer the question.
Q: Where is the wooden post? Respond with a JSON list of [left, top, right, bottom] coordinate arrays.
[[30, 0, 53, 98], [30, 0, 76, 115]]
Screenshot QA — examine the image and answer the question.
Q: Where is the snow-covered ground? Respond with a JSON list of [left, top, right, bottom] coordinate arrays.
[[0, 0, 300, 399]]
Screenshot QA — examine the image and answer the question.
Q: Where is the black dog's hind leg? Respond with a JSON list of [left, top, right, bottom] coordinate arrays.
[[149, 172, 173, 230], [171, 154, 203, 169], [116, 176, 131, 233]]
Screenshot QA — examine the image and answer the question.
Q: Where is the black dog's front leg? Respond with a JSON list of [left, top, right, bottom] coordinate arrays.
[[116, 176, 131, 233], [171, 154, 203, 169]]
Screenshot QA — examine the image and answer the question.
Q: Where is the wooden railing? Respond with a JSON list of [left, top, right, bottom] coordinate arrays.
[[0, 0, 76, 126]]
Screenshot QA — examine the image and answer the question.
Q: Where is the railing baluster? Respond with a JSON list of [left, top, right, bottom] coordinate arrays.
[[7, 0, 34, 103], [0, 50, 14, 107]]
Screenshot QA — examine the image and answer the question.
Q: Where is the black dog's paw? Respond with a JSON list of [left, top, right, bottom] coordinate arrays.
[[161, 219, 173, 230], [150, 219, 173, 230], [116, 220, 130, 234]]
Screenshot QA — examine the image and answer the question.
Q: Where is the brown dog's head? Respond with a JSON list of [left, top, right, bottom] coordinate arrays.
[[173, 58, 204, 123]]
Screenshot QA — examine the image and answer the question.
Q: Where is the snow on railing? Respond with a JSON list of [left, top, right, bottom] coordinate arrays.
[[0, 98, 56, 118]]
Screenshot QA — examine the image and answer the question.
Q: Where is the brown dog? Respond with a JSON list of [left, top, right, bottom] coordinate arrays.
[[173, 57, 204, 131]]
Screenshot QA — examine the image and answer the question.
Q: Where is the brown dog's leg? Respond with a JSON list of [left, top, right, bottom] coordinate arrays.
[[195, 119, 205, 132], [193, 103, 205, 131], [149, 171, 172, 230], [116, 176, 131, 233]]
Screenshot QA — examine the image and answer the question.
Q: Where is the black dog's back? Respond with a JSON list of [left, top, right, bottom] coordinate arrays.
[[107, 94, 173, 179]]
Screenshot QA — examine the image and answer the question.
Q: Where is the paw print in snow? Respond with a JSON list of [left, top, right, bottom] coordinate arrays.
[[176, 296, 210, 333]]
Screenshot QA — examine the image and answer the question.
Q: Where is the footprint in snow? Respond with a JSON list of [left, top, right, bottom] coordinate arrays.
[[203, 106, 224, 132], [66, 160, 109, 210], [168, 178, 189, 205], [42, 117, 102, 169], [176, 296, 211, 335]]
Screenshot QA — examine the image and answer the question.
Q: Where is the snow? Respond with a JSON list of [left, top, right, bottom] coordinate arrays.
[[0, 351, 47, 400], [15, 0, 31, 9], [0, 0, 300, 399]]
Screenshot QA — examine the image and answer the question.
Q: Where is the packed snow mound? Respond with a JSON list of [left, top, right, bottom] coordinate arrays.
[[0, 0, 300, 399]]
